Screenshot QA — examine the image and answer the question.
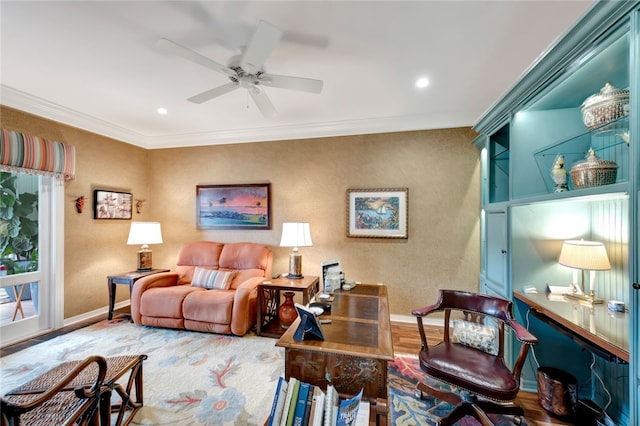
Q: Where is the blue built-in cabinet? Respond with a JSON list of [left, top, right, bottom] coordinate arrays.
[[474, 2, 640, 425]]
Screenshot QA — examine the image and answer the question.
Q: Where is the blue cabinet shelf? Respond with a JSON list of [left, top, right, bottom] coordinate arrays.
[[474, 3, 639, 424], [533, 116, 629, 193]]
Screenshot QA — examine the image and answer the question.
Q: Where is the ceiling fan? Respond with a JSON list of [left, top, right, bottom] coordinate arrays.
[[157, 20, 324, 118]]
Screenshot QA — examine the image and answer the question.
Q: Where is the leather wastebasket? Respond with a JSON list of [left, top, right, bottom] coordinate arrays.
[[537, 366, 577, 417]]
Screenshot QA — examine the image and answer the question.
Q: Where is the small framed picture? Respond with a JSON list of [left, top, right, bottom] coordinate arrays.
[[347, 188, 408, 238], [293, 303, 326, 341], [196, 183, 271, 230], [93, 190, 132, 220]]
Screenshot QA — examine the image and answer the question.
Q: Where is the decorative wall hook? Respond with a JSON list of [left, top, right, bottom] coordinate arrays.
[[135, 199, 146, 214], [75, 196, 85, 214]]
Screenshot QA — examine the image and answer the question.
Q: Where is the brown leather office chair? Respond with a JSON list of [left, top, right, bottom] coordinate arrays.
[[412, 289, 538, 426]]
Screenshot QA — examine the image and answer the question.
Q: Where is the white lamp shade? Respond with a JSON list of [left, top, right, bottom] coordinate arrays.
[[558, 240, 611, 271], [127, 222, 163, 245], [279, 222, 312, 248]]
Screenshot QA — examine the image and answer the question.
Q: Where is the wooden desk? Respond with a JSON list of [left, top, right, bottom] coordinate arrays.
[[514, 291, 629, 363], [257, 275, 319, 337], [275, 284, 393, 424]]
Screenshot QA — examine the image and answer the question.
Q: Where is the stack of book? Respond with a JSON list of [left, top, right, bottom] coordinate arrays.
[[267, 377, 368, 426]]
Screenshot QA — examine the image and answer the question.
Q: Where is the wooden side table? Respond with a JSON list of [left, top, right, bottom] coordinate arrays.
[[257, 275, 319, 338], [107, 269, 169, 320]]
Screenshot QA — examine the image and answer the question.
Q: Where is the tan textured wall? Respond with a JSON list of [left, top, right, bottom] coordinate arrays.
[[1, 106, 150, 318], [148, 129, 481, 316], [2, 106, 480, 318]]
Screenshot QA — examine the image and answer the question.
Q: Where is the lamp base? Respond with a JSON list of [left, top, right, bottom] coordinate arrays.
[[287, 273, 304, 279], [137, 247, 153, 271], [564, 292, 605, 305], [288, 252, 303, 279]]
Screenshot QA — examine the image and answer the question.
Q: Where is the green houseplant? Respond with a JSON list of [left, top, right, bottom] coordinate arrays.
[[0, 172, 39, 305]]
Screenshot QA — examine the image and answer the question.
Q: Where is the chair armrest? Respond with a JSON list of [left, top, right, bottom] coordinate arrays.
[[231, 276, 264, 336], [130, 272, 180, 324], [2, 355, 107, 412], [412, 301, 443, 350], [509, 320, 538, 345], [411, 301, 441, 317], [510, 324, 537, 381]]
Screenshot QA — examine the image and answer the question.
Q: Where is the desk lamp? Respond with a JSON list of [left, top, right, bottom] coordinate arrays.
[[558, 239, 610, 305], [127, 221, 163, 271], [280, 222, 312, 279]]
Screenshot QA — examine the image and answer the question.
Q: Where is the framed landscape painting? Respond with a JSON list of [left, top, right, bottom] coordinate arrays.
[[196, 183, 271, 230], [347, 188, 408, 238]]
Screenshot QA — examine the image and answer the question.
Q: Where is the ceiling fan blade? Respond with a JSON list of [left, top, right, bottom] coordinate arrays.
[[240, 20, 283, 74], [187, 82, 240, 104], [157, 38, 236, 78], [258, 73, 324, 94], [248, 86, 277, 118]]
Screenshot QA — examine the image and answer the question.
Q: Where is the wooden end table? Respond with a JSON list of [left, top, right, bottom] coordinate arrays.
[[257, 275, 319, 337], [107, 269, 169, 320]]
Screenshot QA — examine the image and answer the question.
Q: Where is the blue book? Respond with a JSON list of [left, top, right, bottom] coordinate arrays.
[[302, 384, 315, 425], [292, 382, 311, 426], [268, 377, 289, 426]]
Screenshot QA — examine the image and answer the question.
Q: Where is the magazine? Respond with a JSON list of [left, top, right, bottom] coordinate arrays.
[[336, 388, 363, 426]]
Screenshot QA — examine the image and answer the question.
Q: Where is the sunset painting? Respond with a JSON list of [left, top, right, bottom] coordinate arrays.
[[196, 184, 271, 230]]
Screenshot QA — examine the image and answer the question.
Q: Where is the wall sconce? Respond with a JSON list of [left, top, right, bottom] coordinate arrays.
[[279, 222, 312, 279], [74, 196, 85, 213], [127, 221, 163, 270], [558, 239, 611, 305], [135, 199, 146, 214]]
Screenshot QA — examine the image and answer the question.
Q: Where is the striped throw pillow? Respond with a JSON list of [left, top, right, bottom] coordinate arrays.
[[191, 267, 236, 290]]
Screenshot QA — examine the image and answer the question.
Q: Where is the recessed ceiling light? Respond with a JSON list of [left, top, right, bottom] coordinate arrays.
[[416, 77, 429, 88], [157, 107, 168, 115]]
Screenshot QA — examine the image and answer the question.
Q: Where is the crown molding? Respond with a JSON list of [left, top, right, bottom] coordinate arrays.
[[1, 85, 148, 146], [2, 85, 474, 149]]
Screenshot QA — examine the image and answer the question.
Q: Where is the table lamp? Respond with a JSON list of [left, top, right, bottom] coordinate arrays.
[[127, 221, 163, 271], [558, 239, 610, 305], [280, 222, 312, 279]]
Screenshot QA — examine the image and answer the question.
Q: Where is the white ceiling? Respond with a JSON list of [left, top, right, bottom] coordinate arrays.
[[0, 1, 594, 149]]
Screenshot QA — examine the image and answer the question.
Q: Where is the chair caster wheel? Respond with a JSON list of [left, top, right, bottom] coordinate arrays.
[[512, 416, 522, 425], [415, 390, 425, 400]]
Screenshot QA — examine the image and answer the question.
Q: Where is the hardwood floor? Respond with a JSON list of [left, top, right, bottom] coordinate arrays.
[[2, 316, 583, 425]]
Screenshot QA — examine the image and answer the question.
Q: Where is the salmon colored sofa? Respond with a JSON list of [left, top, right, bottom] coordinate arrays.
[[130, 241, 273, 336]]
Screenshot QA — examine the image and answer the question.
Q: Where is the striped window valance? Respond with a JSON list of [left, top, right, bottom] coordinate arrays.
[[0, 129, 76, 181]]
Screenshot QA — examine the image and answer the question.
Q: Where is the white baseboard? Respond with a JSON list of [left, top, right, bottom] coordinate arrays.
[[63, 301, 129, 327], [63, 307, 441, 328]]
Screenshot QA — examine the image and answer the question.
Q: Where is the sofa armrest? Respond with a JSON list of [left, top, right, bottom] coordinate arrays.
[[130, 272, 180, 324], [231, 276, 265, 335]]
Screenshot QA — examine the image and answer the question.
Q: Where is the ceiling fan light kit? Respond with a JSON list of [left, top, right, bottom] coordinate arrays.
[[158, 20, 324, 118]]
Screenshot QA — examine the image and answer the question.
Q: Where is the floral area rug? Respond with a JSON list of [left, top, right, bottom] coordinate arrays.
[[389, 354, 528, 426], [0, 318, 284, 425]]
